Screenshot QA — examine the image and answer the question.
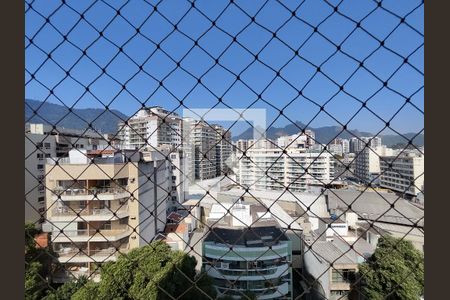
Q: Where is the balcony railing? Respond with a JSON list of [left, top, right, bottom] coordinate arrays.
[[55, 246, 129, 258], [52, 228, 131, 238], [51, 205, 128, 217], [53, 187, 129, 196]]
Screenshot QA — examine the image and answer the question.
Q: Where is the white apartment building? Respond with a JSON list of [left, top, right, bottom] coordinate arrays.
[[25, 123, 109, 225], [349, 136, 382, 154], [213, 124, 233, 176], [341, 139, 350, 154], [184, 120, 233, 180], [328, 143, 343, 156], [238, 148, 333, 192], [234, 139, 251, 153], [117, 107, 182, 150], [203, 202, 293, 299], [44, 149, 169, 282], [277, 134, 307, 149], [380, 151, 424, 197], [276, 130, 316, 150], [354, 146, 396, 184]]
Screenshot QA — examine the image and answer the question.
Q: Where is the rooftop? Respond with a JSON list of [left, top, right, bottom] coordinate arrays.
[[204, 226, 289, 247], [325, 189, 424, 227], [307, 236, 375, 266]]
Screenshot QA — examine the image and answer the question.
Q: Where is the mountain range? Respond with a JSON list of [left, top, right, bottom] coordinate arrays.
[[25, 99, 127, 134], [233, 122, 424, 146], [25, 99, 423, 147]]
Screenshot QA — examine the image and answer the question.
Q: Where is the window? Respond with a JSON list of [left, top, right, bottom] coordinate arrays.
[[37, 153, 43, 159], [332, 269, 355, 283], [37, 164, 44, 170], [45, 153, 51, 158], [101, 221, 112, 230], [44, 142, 51, 149], [38, 196, 44, 203]]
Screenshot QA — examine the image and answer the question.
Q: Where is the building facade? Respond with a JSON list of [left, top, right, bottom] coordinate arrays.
[[379, 151, 424, 197], [213, 124, 233, 176], [238, 148, 333, 192], [354, 146, 395, 184], [117, 107, 182, 150], [44, 149, 169, 282], [184, 120, 232, 180], [25, 123, 109, 225], [203, 202, 293, 299]]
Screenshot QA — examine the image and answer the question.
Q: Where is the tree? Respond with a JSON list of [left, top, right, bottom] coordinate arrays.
[[356, 235, 424, 300], [25, 223, 58, 300], [43, 277, 88, 300], [72, 241, 216, 300]]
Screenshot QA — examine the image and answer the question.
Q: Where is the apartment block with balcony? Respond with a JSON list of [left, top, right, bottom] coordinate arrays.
[[237, 148, 333, 192], [25, 123, 109, 225], [380, 151, 424, 198], [44, 149, 169, 282], [354, 145, 396, 184], [203, 202, 293, 299], [213, 124, 233, 177], [117, 106, 182, 150]]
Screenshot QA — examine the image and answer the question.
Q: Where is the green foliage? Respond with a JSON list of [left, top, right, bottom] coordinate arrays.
[[73, 241, 216, 300], [43, 277, 88, 300], [358, 236, 424, 300], [25, 223, 58, 300], [25, 261, 49, 300]]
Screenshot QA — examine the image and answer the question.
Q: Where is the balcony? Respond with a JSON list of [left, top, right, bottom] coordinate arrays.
[[55, 246, 130, 263], [50, 205, 129, 221], [51, 228, 132, 243], [206, 263, 289, 280], [52, 187, 131, 201]]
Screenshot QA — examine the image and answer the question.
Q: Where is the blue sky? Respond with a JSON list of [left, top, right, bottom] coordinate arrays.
[[25, 0, 424, 136]]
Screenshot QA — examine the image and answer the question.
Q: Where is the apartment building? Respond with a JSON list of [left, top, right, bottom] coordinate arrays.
[[341, 139, 350, 154], [380, 151, 424, 197], [276, 130, 316, 150], [44, 149, 169, 282], [25, 123, 109, 225], [234, 139, 251, 152], [191, 120, 217, 180], [238, 148, 333, 192], [349, 136, 382, 154], [203, 202, 293, 299], [354, 145, 395, 184], [213, 124, 233, 176], [328, 143, 343, 156], [143, 146, 188, 210], [117, 107, 182, 150], [303, 236, 374, 300], [183, 120, 232, 180]]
